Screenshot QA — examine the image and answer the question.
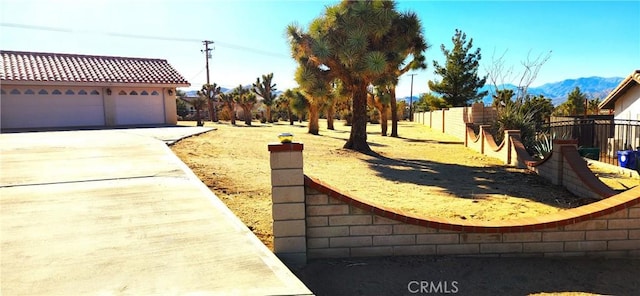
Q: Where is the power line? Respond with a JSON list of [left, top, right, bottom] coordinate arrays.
[[0, 22, 289, 59], [188, 67, 207, 82]]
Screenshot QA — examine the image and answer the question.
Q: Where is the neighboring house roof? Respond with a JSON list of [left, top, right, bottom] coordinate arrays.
[[0, 50, 190, 86], [599, 69, 640, 109]]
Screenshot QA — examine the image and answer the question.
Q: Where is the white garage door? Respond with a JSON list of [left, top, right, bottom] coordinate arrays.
[[1, 88, 105, 129], [114, 90, 165, 125]]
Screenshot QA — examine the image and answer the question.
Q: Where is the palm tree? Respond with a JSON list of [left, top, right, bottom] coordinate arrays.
[[219, 92, 236, 125], [287, 1, 427, 152], [232, 85, 257, 126], [252, 73, 277, 123]]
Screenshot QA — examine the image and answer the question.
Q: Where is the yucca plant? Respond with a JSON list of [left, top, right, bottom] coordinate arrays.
[[532, 132, 572, 159], [532, 132, 554, 159], [492, 101, 536, 152]]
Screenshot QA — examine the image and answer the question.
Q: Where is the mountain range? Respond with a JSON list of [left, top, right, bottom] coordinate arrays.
[[399, 76, 624, 106]]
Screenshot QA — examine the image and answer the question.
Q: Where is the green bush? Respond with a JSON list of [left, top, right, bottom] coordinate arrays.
[[491, 102, 536, 154]]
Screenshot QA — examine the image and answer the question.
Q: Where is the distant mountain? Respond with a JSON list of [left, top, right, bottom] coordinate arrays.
[[478, 76, 623, 106], [182, 88, 230, 97]]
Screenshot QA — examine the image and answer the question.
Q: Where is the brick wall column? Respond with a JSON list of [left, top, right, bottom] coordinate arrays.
[[504, 130, 520, 167], [441, 109, 447, 133], [268, 142, 307, 265], [479, 125, 491, 154], [548, 139, 579, 185]]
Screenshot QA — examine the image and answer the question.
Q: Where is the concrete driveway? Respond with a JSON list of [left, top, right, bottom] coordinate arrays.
[[0, 128, 312, 295]]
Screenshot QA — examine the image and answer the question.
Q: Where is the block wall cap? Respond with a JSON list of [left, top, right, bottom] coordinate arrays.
[[268, 142, 304, 152]]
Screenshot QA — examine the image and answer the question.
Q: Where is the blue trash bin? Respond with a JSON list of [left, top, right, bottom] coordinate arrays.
[[617, 150, 636, 169]]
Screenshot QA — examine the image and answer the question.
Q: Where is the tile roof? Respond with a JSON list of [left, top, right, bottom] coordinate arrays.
[[0, 50, 190, 86], [599, 69, 640, 109]]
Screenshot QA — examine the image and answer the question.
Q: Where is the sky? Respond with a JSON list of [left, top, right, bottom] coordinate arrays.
[[0, 0, 638, 98]]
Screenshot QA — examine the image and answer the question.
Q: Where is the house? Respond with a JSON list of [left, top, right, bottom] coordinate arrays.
[[1, 50, 190, 130], [599, 70, 640, 120], [599, 69, 640, 153]]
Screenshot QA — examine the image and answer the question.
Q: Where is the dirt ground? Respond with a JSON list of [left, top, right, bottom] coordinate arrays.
[[171, 119, 636, 250], [171, 119, 639, 296]]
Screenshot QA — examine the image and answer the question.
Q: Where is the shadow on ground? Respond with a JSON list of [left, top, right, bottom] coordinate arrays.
[[364, 154, 582, 208], [293, 256, 640, 296]]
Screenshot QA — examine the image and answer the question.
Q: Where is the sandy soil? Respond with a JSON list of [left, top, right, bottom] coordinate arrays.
[[171, 119, 635, 250]]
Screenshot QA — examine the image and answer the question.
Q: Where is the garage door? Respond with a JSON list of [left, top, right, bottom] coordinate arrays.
[[114, 90, 165, 125], [1, 88, 105, 129]]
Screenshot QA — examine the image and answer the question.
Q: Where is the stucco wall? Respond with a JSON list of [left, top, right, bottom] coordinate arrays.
[[0, 84, 177, 128], [615, 85, 640, 121]]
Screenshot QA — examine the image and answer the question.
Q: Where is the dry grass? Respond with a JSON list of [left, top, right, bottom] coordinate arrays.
[[171, 119, 636, 250]]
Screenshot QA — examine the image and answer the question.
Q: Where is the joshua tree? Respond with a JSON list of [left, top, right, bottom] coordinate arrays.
[[252, 73, 277, 123], [219, 92, 236, 125], [368, 85, 392, 136], [232, 85, 257, 126], [202, 83, 222, 122], [287, 0, 428, 153], [191, 94, 208, 126]]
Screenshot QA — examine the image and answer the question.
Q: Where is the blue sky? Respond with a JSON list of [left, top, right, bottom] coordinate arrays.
[[1, 0, 638, 97]]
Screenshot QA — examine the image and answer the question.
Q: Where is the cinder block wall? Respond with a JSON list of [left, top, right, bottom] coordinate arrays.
[[413, 104, 497, 140], [444, 108, 467, 141], [269, 142, 640, 261], [303, 177, 640, 259]]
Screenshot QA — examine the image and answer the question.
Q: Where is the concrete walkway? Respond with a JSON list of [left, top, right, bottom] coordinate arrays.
[[0, 128, 313, 295]]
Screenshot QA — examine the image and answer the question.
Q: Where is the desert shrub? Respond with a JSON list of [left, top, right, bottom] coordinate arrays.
[[491, 102, 536, 154], [219, 108, 232, 121]]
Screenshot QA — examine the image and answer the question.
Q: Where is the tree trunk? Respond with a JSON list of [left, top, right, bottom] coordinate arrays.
[[381, 104, 388, 136], [288, 109, 294, 125], [327, 101, 335, 130], [344, 83, 372, 153], [207, 100, 214, 122], [212, 101, 218, 122], [266, 106, 272, 123], [196, 108, 203, 126], [390, 89, 399, 137], [243, 105, 252, 126], [229, 103, 236, 125], [308, 103, 320, 135]]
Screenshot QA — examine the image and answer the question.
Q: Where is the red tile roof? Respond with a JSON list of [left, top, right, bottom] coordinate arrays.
[[0, 50, 190, 86]]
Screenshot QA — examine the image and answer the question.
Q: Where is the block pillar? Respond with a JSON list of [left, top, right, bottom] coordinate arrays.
[[549, 139, 579, 185], [479, 125, 491, 154], [504, 130, 521, 167], [268, 142, 307, 265]]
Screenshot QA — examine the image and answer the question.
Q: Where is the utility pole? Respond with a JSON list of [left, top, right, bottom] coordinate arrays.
[[408, 73, 417, 122], [202, 40, 216, 122]]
